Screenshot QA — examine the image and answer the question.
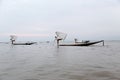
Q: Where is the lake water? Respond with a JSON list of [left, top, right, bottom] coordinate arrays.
[[0, 41, 120, 80]]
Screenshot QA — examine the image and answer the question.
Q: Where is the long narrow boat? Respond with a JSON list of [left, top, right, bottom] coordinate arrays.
[[10, 35, 35, 45], [55, 32, 104, 46], [59, 40, 104, 46], [12, 42, 35, 45]]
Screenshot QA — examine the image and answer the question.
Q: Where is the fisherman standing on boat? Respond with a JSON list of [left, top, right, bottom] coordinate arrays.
[[55, 31, 67, 47], [10, 35, 16, 44], [55, 36, 62, 46]]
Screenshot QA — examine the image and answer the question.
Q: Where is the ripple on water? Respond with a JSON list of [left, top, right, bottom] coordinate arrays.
[[67, 75, 86, 80], [91, 71, 113, 77], [59, 70, 120, 80], [24, 79, 39, 80]]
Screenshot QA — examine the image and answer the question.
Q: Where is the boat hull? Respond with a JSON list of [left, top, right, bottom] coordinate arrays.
[[59, 40, 104, 46], [13, 42, 34, 45]]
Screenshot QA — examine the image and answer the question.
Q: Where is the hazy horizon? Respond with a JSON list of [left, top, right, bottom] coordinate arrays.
[[0, 0, 120, 41]]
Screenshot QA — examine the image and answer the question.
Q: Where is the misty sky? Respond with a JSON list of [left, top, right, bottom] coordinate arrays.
[[0, 0, 120, 41]]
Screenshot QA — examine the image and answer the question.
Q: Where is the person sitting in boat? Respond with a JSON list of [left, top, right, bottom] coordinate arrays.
[[74, 38, 78, 43], [82, 40, 90, 43]]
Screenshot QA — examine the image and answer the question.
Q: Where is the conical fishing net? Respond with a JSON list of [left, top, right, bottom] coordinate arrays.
[[55, 32, 67, 40], [10, 35, 17, 41]]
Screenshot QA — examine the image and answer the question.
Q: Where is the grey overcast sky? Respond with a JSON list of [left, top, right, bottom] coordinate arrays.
[[0, 0, 120, 41]]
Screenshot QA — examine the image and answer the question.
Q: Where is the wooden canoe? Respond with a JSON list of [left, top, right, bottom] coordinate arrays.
[[59, 40, 104, 46]]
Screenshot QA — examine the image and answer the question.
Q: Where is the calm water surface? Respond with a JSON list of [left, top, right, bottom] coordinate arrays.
[[0, 41, 120, 80]]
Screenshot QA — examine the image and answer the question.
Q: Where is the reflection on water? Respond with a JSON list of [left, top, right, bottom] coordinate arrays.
[[0, 41, 120, 80]]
